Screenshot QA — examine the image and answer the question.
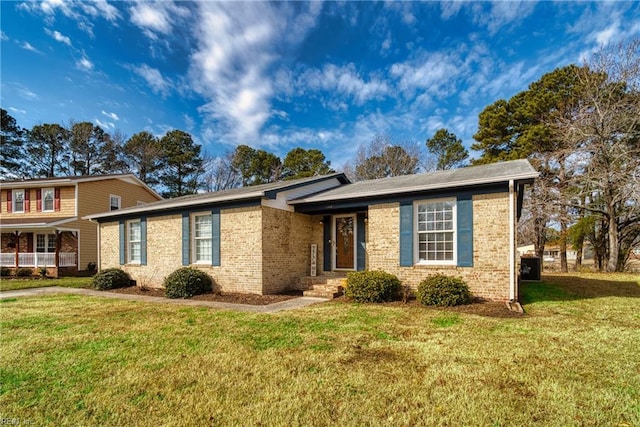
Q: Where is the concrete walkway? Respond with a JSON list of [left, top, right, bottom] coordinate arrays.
[[0, 286, 329, 313]]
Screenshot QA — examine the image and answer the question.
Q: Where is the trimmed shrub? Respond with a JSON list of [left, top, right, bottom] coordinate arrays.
[[345, 270, 401, 303], [93, 268, 131, 291], [164, 268, 213, 299], [416, 274, 472, 307], [0, 267, 12, 277], [16, 268, 33, 278]]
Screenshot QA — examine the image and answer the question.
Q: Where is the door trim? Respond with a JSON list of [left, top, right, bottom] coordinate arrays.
[[333, 214, 357, 271]]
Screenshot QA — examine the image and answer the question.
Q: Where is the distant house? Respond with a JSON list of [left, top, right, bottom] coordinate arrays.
[[86, 160, 538, 301], [1, 175, 161, 276]]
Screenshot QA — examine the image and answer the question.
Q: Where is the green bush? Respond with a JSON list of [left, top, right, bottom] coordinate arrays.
[[16, 268, 33, 278], [164, 268, 213, 299], [345, 270, 401, 303], [0, 267, 12, 277], [416, 274, 472, 307], [93, 268, 131, 291]]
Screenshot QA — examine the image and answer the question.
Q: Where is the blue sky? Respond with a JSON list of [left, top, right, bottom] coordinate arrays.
[[2, 1, 639, 169]]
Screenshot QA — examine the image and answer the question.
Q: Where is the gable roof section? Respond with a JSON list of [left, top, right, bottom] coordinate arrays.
[[84, 173, 349, 221], [0, 216, 78, 229], [0, 174, 162, 199], [291, 159, 538, 205]]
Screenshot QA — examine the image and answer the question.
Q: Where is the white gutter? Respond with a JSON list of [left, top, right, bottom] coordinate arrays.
[[509, 179, 516, 301]]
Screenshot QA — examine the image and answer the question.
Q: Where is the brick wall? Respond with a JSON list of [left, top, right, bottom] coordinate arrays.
[[99, 206, 265, 294], [261, 206, 315, 293], [366, 193, 512, 301]]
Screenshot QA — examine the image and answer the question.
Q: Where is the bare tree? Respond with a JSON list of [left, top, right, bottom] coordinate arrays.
[[558, 40, 640, 271], [351, 135, 421, 181], [200, 151, 241, 192]]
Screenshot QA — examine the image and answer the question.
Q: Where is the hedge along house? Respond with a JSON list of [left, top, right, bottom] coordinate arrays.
[[86, 159, 538, 301]]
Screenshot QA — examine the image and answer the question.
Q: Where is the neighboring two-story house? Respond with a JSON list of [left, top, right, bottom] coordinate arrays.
[[0, 175, 161, 276]]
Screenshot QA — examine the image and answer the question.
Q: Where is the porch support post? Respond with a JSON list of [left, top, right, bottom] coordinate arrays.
[[55, 230, 61, 268], [14, 231, 19, 268]]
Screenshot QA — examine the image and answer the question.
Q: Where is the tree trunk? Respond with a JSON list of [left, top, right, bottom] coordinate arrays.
[[574, 238, 583, 271], [607, 203, 619, 272], [559, 216, 568, 273]]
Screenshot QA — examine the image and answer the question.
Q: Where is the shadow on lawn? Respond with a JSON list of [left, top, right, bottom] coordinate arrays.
[[521, 274, 640, 304]]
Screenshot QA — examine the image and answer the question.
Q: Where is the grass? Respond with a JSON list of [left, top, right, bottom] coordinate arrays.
[[1, 273, 639, 425], [0, 276, 92, 291]]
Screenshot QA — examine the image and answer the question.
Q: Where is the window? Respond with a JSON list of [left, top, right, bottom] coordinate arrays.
[[416, 199, 456, 264], [43, 188, 55, 212], [193, 214, 212, 263], [36, 234, 56, 253], [13, 189, 24, 213], [127, 220, 141, 263], [110, 195, 121, 211]]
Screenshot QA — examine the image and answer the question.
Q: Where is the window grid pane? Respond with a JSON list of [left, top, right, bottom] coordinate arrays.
[[128, 222, 141, 263], [14, 191, 24, 211], [194, 215, 212, 263], [418, 201, 455, 262], [43, 189, 54, 211]]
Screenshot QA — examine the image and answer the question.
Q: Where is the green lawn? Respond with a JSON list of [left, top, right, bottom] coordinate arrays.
[[0, 276, 92, 291], [1, 273, 639, 426]]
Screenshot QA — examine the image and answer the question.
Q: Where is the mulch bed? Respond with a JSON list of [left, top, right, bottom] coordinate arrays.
[[108, 286, 522, 315], [109, 286, 302, 306]]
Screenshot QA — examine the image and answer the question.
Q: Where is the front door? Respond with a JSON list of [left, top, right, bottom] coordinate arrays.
[[334, 215, 355, 270]]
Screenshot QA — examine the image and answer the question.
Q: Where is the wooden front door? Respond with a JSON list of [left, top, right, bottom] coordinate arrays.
[[334, 215, 355, 270]]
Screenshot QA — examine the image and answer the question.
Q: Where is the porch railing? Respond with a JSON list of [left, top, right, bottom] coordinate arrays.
[[0, 252, 77, 268]]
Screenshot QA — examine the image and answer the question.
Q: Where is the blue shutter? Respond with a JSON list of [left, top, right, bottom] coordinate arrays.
[[182, 212, 190, 266], [357, 213, 366, 271], [212, 209, 221, 266], [118, 220, 125, 265], [457, 196, 473, 267], [399, 202, 414, 267], [140, 216, 147, 266], [322, 215, 331, 271]]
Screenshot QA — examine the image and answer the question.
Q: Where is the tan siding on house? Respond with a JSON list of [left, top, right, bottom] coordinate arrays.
[[0, 186, 75, 218], [366, 193, 512, 301], [76, 178, 160, 269]]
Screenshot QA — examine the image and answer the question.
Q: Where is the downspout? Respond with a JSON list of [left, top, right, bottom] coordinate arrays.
[[509, 179, 516, 302]]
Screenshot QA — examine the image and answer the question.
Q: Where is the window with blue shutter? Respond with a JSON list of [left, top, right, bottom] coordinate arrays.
[[212, 209, 221, 266], [182, 212, 190, 266], [118, 220, 125, 265], [140, 216, 147, 266], [357, 213, 366, 271], [399, 202, 414, 266], [456, 196, 473, 267]]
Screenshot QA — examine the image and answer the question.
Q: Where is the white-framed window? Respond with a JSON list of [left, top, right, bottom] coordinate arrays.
[[110, 195, 121, 211], [13, 189, 25, 213], [36, 234, 56, 253], [415, 198, 457, 265], [127, 220, 141, 264], [192, 213, 212, 264], [42, 188, 55, 212]]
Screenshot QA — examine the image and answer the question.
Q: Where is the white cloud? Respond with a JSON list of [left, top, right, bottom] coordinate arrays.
[[8, 107, 27, 115], [183, 114, 195, 131], [101, 110, 119, 121], [47, 29, 72, 46], [132, 64, 171, 96], [19, 41, 43, 54], [129, 1, 190, 40], [95, 119, 115, 129], [1, 31, 8, 41], [440, 1, 464, 20], [470, 1, 537, 35], [292, 63, 390, 107], [190, 2, 321, 145], [390, 52, 460, 98], [15, 84, 39, 101], [76, 55, 94, 71], [79, 0, 121, 22]]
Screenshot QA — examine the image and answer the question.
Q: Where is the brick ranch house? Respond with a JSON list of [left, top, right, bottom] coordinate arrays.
[[86, 160, 538, 301], [0, 175, 162, 276]]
